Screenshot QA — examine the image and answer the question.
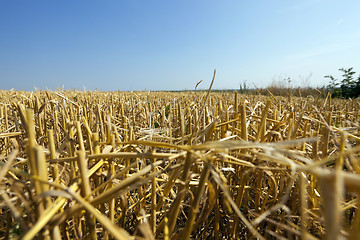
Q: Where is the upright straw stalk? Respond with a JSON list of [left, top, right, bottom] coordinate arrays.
[[182, 161, 210, 239], [76, 150, 96, 239]]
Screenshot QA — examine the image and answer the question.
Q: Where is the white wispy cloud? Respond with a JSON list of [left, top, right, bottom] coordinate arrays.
[[290, 0, 325, 10], [286, 43, 347, 60], [285, 32, 360, 61], [336, 18, 344, 26]]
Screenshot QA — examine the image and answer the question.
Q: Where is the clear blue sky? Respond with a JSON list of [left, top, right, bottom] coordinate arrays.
[[1, 0, 359, 91]]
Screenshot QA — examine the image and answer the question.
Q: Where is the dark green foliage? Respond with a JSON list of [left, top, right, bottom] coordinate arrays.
[[325, 68, 360, 98]]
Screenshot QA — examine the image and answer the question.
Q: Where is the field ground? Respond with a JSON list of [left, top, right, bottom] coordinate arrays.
[[0, 90, 360, 239]]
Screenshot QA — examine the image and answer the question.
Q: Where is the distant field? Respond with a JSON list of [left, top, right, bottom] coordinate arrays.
[[0, 90, 359, 239]]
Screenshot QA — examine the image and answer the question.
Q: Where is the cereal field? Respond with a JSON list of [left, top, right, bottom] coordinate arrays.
[[0, 88, 359, 239]]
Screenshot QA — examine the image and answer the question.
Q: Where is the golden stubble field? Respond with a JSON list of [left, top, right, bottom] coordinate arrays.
[[0, 89, 359, 239]]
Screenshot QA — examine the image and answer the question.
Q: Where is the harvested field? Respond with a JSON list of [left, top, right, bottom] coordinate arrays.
[[0, 88, 360, 239]]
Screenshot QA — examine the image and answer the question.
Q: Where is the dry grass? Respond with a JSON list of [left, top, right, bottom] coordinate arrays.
[[0, 86, 359, 239]]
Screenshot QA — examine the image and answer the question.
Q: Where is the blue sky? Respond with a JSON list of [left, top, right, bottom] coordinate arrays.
[[1, 0, 360, 91]]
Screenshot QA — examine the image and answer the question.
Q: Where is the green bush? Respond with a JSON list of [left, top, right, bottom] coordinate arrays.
[[325, 67, 360, 98]]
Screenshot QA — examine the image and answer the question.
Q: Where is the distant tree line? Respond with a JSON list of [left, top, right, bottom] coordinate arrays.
[[325, 67, 360, 98]]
